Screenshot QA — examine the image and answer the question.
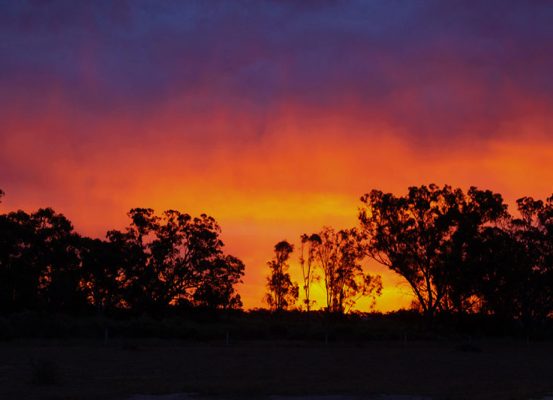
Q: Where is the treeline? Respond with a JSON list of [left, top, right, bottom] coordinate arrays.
[[2, 185, 553, 329], [264, 184, 553, 327], [361, 185, 553, 325], [0, 190, 244, 315]]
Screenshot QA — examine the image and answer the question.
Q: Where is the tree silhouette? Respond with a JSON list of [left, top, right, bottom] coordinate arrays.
[[359, 184, 505, 319], [299, 233, 320, 311], [505, 196, 553, 323], [4, 183, 553, 330], [0, 208, 85, 313], [107, 208, 244, 314], [459, 195, 553, 325], [0, 200, 244, 316], [265, 240, 298, 311], [437, 187, 508, 314], [0, 210, 40, 311], [106, 208, 155, 312], [467, 225, 529, 320], [32, 208, 85, 312], [193, 254, 244, 310], [307, 227, 382, 314]]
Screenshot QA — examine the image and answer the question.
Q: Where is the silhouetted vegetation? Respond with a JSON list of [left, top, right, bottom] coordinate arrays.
[[360, 184, 553, 328], [297, 227, 382, 314], [0, 196, 244, 318], [299, 233, 319, 311], [265, 240, 299, 311], [1, 184, 553, 339]]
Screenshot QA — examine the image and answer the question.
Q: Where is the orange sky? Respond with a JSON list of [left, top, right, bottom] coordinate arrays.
[[2, 99, 552, 311]]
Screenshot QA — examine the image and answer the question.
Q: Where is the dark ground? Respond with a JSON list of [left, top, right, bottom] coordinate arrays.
[[1, 339, 552, 400]]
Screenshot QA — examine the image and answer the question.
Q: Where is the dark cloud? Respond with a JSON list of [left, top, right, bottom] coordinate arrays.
[[0, 0, 552, 141]]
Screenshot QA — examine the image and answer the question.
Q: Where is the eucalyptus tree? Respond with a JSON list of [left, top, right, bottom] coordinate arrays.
[[504, 195, 553, 323], [299, 233, 320, 311], [0, 207, 84, 312], [265, 240, 298, 311], [107, 208, 244, 314]]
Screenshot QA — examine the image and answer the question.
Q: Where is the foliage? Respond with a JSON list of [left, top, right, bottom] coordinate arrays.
[[0, 207, 84, 313], [2, 185, 553, 328], [472, 196, 553, 323], [0, 189, 244, 315], [359, 184, 507, 318], [265, 240, 299, 311], [299, 233, 320, 311], [107, 208, 244, 313]]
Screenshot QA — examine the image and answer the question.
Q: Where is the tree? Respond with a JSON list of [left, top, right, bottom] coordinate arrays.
[[501, 195, 553, 323], [107, 208, 245, 314], [466, 226, 530, 320], [461, 195, 553, 325], [0, 210, 39, 311], [308, 227, 382, 314], [106, 208, 155, 312], [359, 184, 505, 319], [193, 255, 244, 309], [31, 208, 85, 312], [299, 234, 320, 311], [0, 201, 244, 315], [0, 208, 85, 313], [265, 240, 298, 311], [437, 187, 508, 314]]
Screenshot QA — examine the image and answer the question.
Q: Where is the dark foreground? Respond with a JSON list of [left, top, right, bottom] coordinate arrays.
[[1, 339, 552, 400]]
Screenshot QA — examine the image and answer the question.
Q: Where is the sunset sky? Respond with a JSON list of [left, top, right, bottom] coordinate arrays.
[[1, 1, 552, 311]]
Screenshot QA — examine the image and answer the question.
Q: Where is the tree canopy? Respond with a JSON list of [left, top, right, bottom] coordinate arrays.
[[359, 184, 553, 322], [2, 185, 553, 326], [265, 240, 299, 311], [359, 185, 508, 317], [301, 227, 382, 314], [0, 190, 244, 315]]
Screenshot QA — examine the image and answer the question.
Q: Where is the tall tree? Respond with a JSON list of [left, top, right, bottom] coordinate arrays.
[[265, 240, 298, 311], [31, 208, 84, 312], [299, 234, 320, 311]]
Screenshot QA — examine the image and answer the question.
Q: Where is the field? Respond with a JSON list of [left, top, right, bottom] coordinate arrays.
[[1, 339, 553, 400]]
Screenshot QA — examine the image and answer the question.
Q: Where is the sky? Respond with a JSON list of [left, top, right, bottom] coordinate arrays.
[[1, 0, 552, 311]]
